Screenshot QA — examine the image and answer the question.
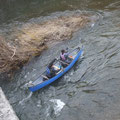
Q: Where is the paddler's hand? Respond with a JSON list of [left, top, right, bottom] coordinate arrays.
[[55, 57, 58, 60]]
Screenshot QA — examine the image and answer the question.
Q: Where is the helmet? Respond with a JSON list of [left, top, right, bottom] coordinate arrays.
[[61, 49, 65, 54]]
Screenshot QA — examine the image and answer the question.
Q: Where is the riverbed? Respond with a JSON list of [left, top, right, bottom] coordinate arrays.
[[0, 0, 120, 120]]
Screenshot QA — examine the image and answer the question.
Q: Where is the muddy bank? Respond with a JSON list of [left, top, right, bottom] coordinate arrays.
[[0, 14, 88, 74]]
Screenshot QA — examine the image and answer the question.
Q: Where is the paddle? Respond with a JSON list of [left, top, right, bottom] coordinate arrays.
[[58, 59, 69, 65], [41, 75, 49, 80]]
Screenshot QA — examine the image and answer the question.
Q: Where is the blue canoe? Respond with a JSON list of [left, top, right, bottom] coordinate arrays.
[[29, 47, 83, 92]]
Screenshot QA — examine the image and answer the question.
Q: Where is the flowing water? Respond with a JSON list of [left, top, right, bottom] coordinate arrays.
[[0, 0, 120, 120]]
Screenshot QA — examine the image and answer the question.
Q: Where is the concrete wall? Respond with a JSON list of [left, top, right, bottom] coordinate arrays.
[[0, 87, 19, 120]]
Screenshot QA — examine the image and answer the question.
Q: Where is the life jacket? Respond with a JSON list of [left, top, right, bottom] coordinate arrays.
[[60, 53, 66, 61], [46, 67, 51, 75]]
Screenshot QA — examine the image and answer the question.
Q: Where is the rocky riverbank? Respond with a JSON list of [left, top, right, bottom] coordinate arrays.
[[0, 14, 89, 74]]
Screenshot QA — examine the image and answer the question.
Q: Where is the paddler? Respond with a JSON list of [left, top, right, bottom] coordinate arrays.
[[60, 48, 72, 64], [46, 58, 56, 78]]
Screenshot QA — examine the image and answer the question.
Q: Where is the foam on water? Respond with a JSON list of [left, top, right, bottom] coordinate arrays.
[[50, 99, 65, 116], [19, 92, 33, 105]]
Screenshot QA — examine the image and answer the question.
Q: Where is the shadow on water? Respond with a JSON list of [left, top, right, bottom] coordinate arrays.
[[82, 89, 96, 93]]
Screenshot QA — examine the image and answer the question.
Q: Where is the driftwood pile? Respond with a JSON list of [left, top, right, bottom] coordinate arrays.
[[0, 15, 88, 74]]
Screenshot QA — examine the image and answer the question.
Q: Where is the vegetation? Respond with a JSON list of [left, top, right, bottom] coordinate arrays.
[[0, 15, 88, 74]]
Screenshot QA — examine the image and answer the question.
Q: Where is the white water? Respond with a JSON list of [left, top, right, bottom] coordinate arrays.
[[50, 99, 65, 116], [19, 92, 33, 106]]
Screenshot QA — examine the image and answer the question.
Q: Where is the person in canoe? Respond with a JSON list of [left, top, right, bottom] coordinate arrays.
[[43, 58, 62, 81], [60, 48, 73, 65], [46, 58, 56, 79]]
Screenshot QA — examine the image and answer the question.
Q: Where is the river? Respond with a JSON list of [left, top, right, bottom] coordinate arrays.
[[0, 0, 120, 120]]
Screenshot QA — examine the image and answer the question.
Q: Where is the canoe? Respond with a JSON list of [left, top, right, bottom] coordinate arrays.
[[28, 47, 83, 92]]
